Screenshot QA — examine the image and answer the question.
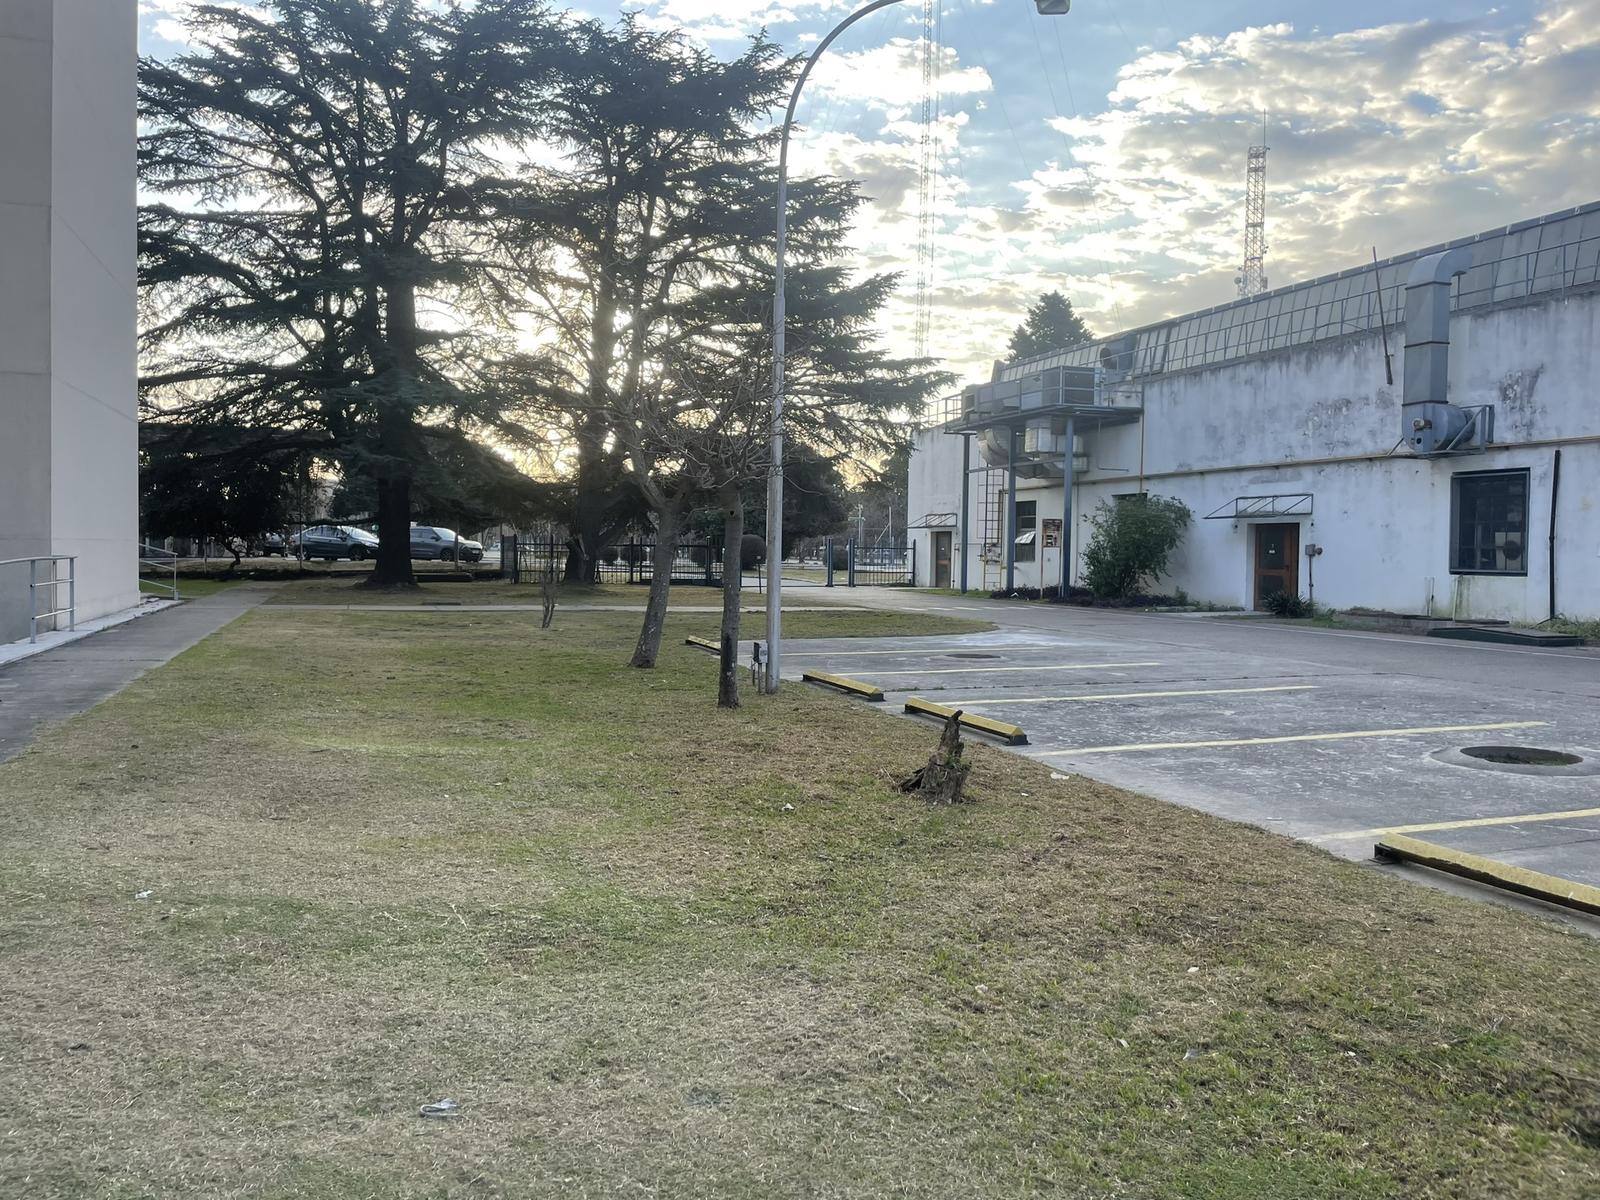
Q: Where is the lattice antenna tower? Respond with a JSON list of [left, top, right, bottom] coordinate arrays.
[[913, 0, 942, 358], [1235, 111, 1269, 297]]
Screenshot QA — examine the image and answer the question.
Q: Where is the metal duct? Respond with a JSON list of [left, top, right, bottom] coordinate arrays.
[[1402, 247, 1474, 454]]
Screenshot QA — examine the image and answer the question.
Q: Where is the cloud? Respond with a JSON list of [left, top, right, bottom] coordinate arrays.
[[890, 0, 1600, 378]]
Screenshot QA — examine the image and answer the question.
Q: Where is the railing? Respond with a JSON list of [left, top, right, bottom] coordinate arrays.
[[139, 543, 180, 601], [510, 538, 725, 587], [1002, 200, 1600, 384], [0, 556, 76, 643]]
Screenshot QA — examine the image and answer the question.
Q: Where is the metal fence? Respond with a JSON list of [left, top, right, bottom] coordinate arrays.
[[992, 200, 1600, 387], [505, 536, 915, 588], [509, 538, 725, 587]]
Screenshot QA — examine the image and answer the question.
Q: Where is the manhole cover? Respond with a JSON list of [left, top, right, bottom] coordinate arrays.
[[946, 652, 1000, 660], [1430, 745, 1598, 776], [1461, 745, 1582, 767]]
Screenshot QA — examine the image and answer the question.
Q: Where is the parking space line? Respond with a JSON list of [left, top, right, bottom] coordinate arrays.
[[1311, 805, 1600, 843], [1036, 720, 1547, 757], [858, 661, 1162, 677], [783, 644, 1072, 658], [947, 684, 1318, 706]]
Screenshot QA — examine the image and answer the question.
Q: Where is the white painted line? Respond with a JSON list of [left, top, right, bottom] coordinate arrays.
[[1036, 720, 1548, 757], [784, 643, 1072, 658], [1186, 621, 1597, 661], [1311, 805, 1600, 843], [859, 661, 1162, 677], [947, 684, 1318, 705]]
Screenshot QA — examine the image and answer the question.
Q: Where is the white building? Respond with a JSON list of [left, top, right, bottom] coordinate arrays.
[[907, 203, 1600, 624], [0, 3, 138, 644]]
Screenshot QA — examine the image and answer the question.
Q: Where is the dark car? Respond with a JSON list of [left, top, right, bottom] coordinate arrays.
[[409, 526, 483, 562], [250, 532, 290, 557], [291, 524, 380, 561]]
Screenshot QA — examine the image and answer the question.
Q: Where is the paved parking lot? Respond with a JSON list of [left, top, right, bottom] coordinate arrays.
[[779, 591, 1600, 898]]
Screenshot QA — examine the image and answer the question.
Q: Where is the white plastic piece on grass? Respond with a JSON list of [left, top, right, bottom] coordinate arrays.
[[419, 1098, 461, 1119], [134, 891, 152, 900]]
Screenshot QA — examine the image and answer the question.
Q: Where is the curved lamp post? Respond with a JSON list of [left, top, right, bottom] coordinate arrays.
[[765, 0, 1074, 692]]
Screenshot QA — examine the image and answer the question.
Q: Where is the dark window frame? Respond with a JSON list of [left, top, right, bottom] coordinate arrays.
[[1449, 468, 1530, 577], [1014, 499, 1038, 563]]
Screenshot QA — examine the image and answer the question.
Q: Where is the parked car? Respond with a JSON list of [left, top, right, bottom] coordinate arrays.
[[250, 532, 290, 557], [409, 526, 484, 562], [290, 524, 380, 561]]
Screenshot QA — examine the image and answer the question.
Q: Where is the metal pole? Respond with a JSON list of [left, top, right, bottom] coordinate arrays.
[[767, 0, 910, 694], [1061, 417, 1075, 596], [28, 558, 37, 643], [68, 556, 76, 631], [1005, 426, 1018, 593], [959, 433, 971, 594]]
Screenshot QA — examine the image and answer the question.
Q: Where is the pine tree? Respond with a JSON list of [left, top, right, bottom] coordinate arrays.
[[1005, 290, 1094, 362], [138, 0, 558, 586], [504, 19, 948, 671]]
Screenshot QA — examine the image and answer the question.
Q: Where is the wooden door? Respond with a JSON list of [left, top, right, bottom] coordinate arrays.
[[1253, 523, 1299, 609], [933, 531, 953, 588]]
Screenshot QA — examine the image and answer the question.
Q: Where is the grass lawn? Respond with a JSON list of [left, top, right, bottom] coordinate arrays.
[[1, 607, 1597, 1198]]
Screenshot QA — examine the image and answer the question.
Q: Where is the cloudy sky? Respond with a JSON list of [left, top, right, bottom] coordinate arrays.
[[139, 0, 1600, 380]]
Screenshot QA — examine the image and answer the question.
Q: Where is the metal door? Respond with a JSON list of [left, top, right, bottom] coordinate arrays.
[[933, 531, 952, 588]]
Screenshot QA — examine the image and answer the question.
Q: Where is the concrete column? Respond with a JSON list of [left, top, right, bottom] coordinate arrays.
[[0, 2, 137, 642]]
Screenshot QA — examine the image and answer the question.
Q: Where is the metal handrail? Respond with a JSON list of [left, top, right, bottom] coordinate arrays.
[[138, 542, 180, 602], [0, 555, 77, 643]]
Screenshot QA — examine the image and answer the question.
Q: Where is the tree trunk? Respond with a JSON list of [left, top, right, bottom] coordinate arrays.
[[366, 474, 416, 587], [630, 503, 680, 668], [717, 487, 743, 708]]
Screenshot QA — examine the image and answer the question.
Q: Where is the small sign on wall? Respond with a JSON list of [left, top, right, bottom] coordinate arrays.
[[1042, 518, 1062, 548]]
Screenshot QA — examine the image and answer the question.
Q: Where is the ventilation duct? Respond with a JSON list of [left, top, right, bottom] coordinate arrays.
[[1402, 247, 1492, 455]]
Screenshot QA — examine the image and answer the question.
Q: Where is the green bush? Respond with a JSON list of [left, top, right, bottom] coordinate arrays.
[[1263, 591, 1314, 618], [739, 534, 766, 571], [1080, 494, 1193, 599]]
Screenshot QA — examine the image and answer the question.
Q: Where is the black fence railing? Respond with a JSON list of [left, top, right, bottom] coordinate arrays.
[[849, 542, 914, 587], [504, 536, 914, 589], [509, 538, 724, 587]]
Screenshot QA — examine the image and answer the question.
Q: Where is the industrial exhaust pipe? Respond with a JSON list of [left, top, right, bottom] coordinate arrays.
[[1402, 247, 1485, 455]]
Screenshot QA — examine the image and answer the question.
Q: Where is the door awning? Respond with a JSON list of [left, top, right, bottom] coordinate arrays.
[[1205, 493, 1313, 520]]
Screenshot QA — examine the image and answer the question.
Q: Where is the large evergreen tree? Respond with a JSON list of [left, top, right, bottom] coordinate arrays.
[[1005, 290, 1093, 362], [138, 0, 557, 586], [504, 19, 946, 675]]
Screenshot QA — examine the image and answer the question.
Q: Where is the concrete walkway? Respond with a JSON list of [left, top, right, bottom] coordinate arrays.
[[0, 583, 275, 764]]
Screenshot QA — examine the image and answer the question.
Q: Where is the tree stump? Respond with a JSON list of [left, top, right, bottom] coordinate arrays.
[[898, 711, 972, 804]]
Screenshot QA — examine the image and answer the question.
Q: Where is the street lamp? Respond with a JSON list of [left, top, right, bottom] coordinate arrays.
[[765, 0, 1073, 693]]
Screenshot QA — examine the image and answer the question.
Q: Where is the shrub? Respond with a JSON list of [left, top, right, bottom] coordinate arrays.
[[739, 534, 766, 571], [1264, 591, 1314, 618], [1080, 494, 1193, 599]]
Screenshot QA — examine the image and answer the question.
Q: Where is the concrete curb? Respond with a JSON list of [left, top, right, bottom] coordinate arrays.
[[904, 697, 1029, 745], [1375, 833, 1600, 918]]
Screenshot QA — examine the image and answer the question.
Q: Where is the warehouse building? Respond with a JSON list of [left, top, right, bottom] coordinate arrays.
[[907, 202, 1600, 624]]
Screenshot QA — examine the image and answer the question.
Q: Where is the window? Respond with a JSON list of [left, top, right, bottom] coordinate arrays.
[[1451, 469, 1529, 575], [1014, 499, 1037, 562]]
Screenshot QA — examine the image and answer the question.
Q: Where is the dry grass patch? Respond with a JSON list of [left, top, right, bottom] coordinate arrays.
[[0, 608, 1596, 1198]]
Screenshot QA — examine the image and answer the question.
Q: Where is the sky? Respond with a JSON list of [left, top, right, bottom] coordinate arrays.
[[138, 0, 1600, 382]]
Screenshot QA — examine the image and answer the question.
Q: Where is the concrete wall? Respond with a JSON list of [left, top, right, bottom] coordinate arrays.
[[0, 1, 137, 643], [912, 286, 1600, 622]]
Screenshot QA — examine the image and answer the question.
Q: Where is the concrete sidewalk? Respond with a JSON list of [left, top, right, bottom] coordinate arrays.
[[0, 583, 275, 764]]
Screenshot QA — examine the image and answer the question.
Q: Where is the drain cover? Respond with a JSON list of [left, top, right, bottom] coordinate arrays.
[[1461, 745, 1581, 767], [1430, 744, 1598, 776]]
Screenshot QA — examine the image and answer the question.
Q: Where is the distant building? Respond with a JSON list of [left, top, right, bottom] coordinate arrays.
[[0, 3, 138, 644], [907, 202, 1600, 624]]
